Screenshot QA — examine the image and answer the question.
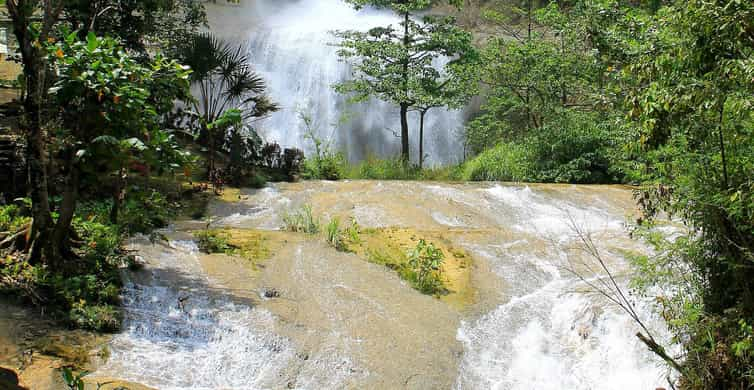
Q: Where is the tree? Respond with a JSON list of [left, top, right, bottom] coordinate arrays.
[[63, 0, 207, 54], [413, 53, 477, 168], [558, 0, 754, 386], [335, 0, 471, 163], [465, 1, 600, 154], [48, 32, 191, 238], [6, 0, 65, 263], [177, 33, 278, 176]]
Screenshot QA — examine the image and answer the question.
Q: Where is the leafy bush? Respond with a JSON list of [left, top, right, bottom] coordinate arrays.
[[460, 141, 535, 182], [120, 188, 174, 234], [282, 205, 320, 234], [0, 202, 31, 232], [194, 229, 235, 254], [302, 153, 347, 181], [461, 113, 621, 184], [405, 239, 446, 295]]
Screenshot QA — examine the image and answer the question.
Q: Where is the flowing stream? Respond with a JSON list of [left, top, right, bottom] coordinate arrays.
[[208, 0, 467, 166], [93, 181, 672, 389]]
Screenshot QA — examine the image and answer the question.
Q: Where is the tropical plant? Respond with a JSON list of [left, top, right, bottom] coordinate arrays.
[[47, 31, 191, 249], [177, 32, 278, 175]]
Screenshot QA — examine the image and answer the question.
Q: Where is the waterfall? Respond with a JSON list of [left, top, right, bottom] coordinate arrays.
[[219, 0, 467, 166]]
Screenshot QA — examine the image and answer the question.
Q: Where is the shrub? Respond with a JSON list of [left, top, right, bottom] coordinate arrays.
[[120, 188, 174, 234], [405, 239, 446, 295], [460, 112, 621, 184], [302, 153, 347, 181], [0, 202, 31, 232], [460, 141, 535, 182], [282, 205, 320, 234], [194, 229, 235, 254]]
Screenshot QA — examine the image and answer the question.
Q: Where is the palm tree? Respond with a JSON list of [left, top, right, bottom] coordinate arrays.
[[178, 32, 279, 175]]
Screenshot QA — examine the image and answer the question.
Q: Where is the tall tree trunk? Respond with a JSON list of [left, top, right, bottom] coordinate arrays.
[[400, 10, 411, 163], [7, 0, 60, 263], [400, 103, 410, 162], [419, 110, 427, 169]]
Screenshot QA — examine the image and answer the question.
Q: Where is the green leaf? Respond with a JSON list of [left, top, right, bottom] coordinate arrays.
[[86, 32, 99, 52]]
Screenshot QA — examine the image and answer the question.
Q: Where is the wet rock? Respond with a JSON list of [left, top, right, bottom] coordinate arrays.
[[263, 288, 280, 299]]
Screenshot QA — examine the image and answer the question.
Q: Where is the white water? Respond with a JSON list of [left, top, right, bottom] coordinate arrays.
[[455, 185, 671, 389], [223, 0, 466, 165], [94, 182, 673, 389], [94, 240, 299, 389]]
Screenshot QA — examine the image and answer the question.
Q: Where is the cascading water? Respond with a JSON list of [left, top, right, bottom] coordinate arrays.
[[93, 182, 673, 389], [229, 0, 467, 165], [453, 186, 672, 389]]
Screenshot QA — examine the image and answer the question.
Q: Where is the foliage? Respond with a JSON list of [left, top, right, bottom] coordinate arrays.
[[0, 203, 31, 232], [345, 156, 458, 181], [194, 229, 235, 254], [0, 203, 125, 331], [325, 218, 349, 252], [303, 153, 347, 181], [461, 112, 618, 183], [119, 188, 174, 235], [335, 1, 476, 161], [462, 1, 625, 183], [177, 32, 278, 175], [460, 141, 535, 182], [405, 239, 446, 295], [300, 111, 347, 180], [61, 367, 87, 390], [570, 0, 754, 387], [48, 31, 193, 228], [63, 0, 207, 53], [282, 205, 321, 234]]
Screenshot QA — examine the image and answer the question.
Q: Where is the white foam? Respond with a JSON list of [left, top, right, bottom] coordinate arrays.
[[485, 185, 623, 238]]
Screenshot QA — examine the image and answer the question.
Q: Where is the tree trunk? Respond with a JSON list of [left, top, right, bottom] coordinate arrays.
[[419, 110, 426, 169], [110, 166, 126, 224], [400, 10, 411, 163], [16, 32, 53, 263], [400, 103, 410, 162], [8, 0, 64, 264], [50, 158, 79, 263]]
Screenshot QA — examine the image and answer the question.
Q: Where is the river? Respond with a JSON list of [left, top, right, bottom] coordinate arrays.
[[91, 181, 671, 389]]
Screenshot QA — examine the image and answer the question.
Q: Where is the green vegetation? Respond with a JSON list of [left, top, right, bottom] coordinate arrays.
[[325, 218, 348, 252], [460, 112, 617, 183], [194, 228, 235, 254], [300, 111, 348, 181], [405, 239, 446, 295], [335, 0, 475, 162], [282, 205, 321, 234], [365, 238, 447, 296], [0, 0, 750, 386], [176, 32, 278, 179]]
